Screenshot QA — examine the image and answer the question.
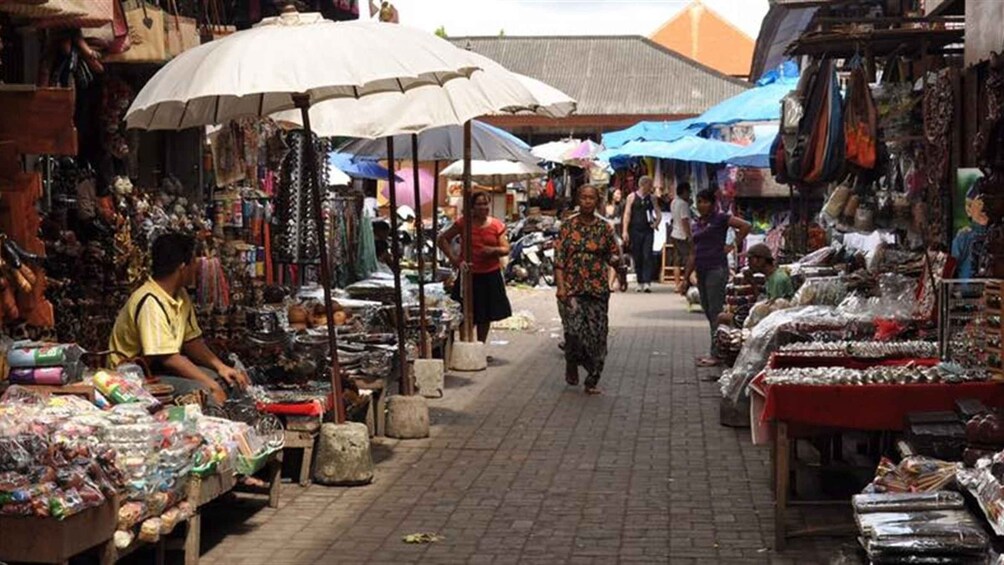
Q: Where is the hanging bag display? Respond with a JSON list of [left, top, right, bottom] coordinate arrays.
[[82, 0, 131, 55], [844, 64, 879, 170], [33, 0, 113, 29], [164, 0, 199, 58], [103, 0, 167, 63], [201, 0, 235, 43]]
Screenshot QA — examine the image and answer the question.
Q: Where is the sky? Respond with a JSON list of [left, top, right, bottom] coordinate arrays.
[[381, 0, 770, 41]]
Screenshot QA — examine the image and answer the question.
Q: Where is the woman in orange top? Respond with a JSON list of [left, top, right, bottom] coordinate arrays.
[[438, 192, 513, 343]]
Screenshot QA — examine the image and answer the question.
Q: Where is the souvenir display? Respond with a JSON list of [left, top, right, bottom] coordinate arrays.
[[762, 363, 986, 386]]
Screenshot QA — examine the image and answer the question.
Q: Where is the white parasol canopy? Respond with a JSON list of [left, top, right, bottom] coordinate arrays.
[[270, 52, 576, 139], [440, 159, 545, 186], [125, 13, 484, 130], [506, 73, 577, 120], [336, 120, 534, 162], [531, 139, 582, 164]]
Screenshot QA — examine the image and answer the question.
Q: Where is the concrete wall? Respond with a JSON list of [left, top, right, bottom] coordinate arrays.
[[965, 0, 1004, 67]]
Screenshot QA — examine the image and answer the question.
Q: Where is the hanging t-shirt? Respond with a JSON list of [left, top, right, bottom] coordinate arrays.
[[455, 216, 506, 274]]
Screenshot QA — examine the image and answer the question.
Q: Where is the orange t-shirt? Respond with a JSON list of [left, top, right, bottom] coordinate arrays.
[[456, 216, 506, 274]]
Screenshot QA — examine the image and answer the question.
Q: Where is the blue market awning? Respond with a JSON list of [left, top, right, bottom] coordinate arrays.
[[687, 61, 799, 130], [725, 126, 779, 169], [601, 118, 700, 150], [598, 136, 743, 165], [328, 153, 403, 181]]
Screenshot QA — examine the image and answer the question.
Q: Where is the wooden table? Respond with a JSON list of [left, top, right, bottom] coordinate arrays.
[[0, 496, 118, 564], [756, 379, 1004, 550]]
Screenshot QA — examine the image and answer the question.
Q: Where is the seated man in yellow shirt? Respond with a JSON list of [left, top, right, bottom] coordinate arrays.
[[109, 233, 249, 405]]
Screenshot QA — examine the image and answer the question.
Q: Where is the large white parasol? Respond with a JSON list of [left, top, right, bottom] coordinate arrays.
[[125, 7, 575, 403], [440, 159, 545, 186], [125, 12, 482, 130], [123, 8, 503, 418], [336, 120, 533, 163], [269, 52, 575, 139]]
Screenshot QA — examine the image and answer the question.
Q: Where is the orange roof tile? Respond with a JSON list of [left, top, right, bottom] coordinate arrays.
[[649, 0, 755, 78]]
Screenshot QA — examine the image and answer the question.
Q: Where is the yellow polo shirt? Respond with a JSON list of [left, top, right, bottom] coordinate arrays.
[[108, 279, 202, 367]]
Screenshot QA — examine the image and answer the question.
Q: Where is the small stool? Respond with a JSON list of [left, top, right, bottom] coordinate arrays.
[[661, 242, 681, 288], [353, 378, 386, 437], [283, 417, 320, 487]]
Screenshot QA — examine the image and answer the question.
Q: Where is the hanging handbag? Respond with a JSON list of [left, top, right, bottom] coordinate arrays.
[[164, 0, 199, 57], [201, 0, 235, 43], [844, 65, 879, 170], [103, 0, 167, 63], [83, 0, 131, 55]]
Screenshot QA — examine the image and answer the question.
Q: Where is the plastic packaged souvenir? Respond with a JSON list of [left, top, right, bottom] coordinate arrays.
[[853, 492, 964, 514], [8, 367, 69, 385], [793, 277, 848, 307], [92, 370, 159, 408], [6, 342, 84, 368], [114, 529, 134, 549]]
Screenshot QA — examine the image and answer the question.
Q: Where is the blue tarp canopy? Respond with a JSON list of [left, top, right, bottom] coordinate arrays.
[[601, 117, 700, 150], [687, 61, 799, 130], [598, 136, 743, 165], [725, 125, 779, 168], [328, 152, 403, 181]]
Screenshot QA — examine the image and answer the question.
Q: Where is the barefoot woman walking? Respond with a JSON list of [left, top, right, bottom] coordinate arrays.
[[555, 185, 626, 394]]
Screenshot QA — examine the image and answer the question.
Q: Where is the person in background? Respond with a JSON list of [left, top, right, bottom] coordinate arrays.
[[680, 189, 751, 367], [670, 182, 693, 276], [109, 233, 249, 405], [604, 188, 626, 290], [555, 185, 626, 395], [622, 176, 661, 293], [747, 243, 795, 300], [437, 191, 513, 344], [372, 220, 392, 266]]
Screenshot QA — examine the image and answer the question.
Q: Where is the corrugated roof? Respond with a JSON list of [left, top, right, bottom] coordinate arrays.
[[451, 36, 751, 117]]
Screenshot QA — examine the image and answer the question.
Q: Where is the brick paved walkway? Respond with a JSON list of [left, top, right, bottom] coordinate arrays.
[[180, 287, 852, 564]]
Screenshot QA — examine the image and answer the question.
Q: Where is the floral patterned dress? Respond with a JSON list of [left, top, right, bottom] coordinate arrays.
[[555, 214, 620, 387]]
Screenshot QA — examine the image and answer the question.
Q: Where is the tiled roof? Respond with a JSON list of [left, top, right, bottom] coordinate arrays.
[[451, 36, 750, 117], [649, 0, 756, 77]]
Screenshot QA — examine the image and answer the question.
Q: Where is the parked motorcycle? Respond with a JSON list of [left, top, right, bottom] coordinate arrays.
[[505, 229, 559, 287]]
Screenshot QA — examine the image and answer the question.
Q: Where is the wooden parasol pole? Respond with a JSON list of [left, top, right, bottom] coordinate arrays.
[[386, 138, 412, 395], [411, 134, 429, 358], [294, 94, 346, 424], [461, 120, 474, 342]]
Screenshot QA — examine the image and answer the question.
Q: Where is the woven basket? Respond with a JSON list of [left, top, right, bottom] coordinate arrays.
[[0, 0, 88, 19]]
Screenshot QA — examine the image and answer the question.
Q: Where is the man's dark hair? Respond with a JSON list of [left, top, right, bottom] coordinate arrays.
[[372, 220, 391, 237], [677, 182, 692, 197], [151, 233, 196, 279], [696, 188, 717, 204]]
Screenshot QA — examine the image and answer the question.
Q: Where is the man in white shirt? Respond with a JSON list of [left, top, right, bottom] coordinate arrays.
[[670, 182, 693, 270]]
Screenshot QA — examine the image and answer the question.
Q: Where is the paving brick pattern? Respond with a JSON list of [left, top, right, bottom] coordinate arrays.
[[179, 287, 851, 564]]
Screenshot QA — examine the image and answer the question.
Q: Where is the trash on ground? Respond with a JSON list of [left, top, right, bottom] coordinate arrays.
[[492, 310, 536, 330], [403, 533, 445, 544]]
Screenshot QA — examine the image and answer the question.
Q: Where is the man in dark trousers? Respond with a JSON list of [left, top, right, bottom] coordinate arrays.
[[621, 176, 661, 293]]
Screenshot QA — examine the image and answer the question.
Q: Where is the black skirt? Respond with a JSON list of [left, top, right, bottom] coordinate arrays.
[[451, 269, 513, 325]]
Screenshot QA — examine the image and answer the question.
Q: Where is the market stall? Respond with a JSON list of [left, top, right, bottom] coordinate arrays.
[[718, 0, 1004, 557]]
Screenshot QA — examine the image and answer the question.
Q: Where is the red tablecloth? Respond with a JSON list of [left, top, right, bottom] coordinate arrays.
[[257, 398, 327, 417], [757, 380, 1004, 430]]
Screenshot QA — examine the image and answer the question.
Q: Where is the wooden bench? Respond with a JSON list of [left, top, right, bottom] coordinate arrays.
[[283, 416, 320, 486]]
